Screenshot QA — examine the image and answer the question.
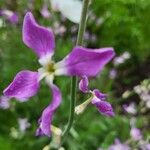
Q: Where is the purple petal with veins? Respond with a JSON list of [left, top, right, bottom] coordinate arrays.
[[59, 46, 115, 77], [91, 95, 114, 117], [23, 12, 55, 58], [36, 84, 61, 137], [3, 70, 40, 101]]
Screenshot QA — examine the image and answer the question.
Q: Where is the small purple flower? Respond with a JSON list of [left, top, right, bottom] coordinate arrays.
[[18, 118, 31, 133], [3, 12, 115, 136], [40, 4, 51, 19], [109, 68, 117, 79], [130, 127, 142, 141], [84, 31, 90, 41], [134, 79, 150, 109], [141, 143, 150, 150], [0, 96, 10, 109], [0, 10, 19, 24], [139, 142, 150, 150], [123, 102, 137, 115], [147, 145, 150, 150], [113, 51, 130, 66], [53, 22, 66, 36], [91, 34, 97, 42], [108, 139, 131, 150], [77, 76, 114, 117]]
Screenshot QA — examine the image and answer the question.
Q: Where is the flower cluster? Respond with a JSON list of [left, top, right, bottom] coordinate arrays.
[[3, 12, 115, 137], [123, 78, 150, 115], [134, 79, 150, 109]]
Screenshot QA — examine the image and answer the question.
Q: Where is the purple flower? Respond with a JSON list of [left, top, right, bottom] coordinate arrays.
[[130, 127, 142, 141], [40, 4, 51, 19], [113, 51, 130, 66], [77, 76, 114, 117], [147, 144, 150, 150], [53, 22, 66, 36], [109, 68, 117, 79], [123, 102, 137, 115], [134, 79, 150, 109], [0, 10, 19, 24], [3, 12, 115, 136], [108, 139, 131, 150], [141, 143, 150, 150], [139, 141, 150, 150], [0, 96, 10, 109], [18, 118, 31, 133]]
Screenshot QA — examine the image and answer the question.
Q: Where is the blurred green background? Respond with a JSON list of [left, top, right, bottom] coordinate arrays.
[[0, 0, 150, 149]]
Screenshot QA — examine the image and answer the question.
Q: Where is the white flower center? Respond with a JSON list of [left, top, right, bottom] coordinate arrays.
[[38, 53, 67, 84]]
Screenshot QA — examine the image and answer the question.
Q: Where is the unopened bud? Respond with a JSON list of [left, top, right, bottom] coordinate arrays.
[[42, 145, 50, 150], [51, 125, 62, 136], [50, 125, 62, 149], [75, 97, 92, 115]]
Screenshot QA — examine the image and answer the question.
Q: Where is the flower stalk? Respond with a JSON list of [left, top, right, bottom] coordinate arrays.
[[62, 0, 91, 139]]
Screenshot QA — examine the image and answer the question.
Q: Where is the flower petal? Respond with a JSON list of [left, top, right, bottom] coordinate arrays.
[[51, 0, 82, 23], [36, 84, 61, 137], [91, 98, 114, 117], [93, 89, 107, 101], [23, 12, 55, 58], [3, 70, 39, 101], [79, 76, 89, 93], [56, 46, 115, 77], [58, 0, 82, 23]]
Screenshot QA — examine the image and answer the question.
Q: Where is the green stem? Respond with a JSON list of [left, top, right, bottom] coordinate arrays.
[[62, 0, 90, 140], [76, 0, 90, 45]]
